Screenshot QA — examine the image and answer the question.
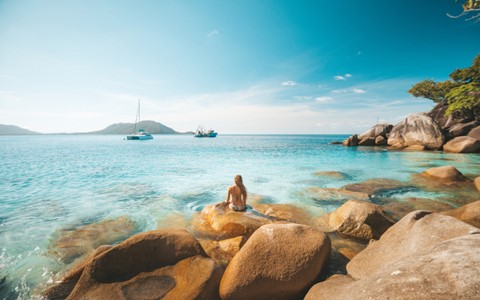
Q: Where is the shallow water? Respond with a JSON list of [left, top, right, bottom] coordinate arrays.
[[0, 134, 479, 298]]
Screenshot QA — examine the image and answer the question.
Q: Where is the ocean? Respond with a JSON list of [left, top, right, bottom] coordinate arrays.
[[1, 134, 479, 299]]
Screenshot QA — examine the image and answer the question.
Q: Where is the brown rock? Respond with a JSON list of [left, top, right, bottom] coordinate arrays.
[[358, 123, 393, 140], [306, 234, 480, 300], [420, 165, 470, 183], [443, 136, 480, 153], [358, 137, 376, 146], [374, 135, 387, 146], [342, 178, 412, 195], [49, 216, 137, 264], [387, 113, 444, 150], [304, 187, 370, 205], [252, 203, 315, 226], [313, 171, 348, 179], [403, 144, 426, 151], [193, 203, 271, 239], [475, 177, 480, 192], [329, 200, 394, 241], [198, 236, 245, 266], [69, 255, 222, 300], [346, 211, 480, 279], [342, 134, 359, 146], [383, 197, 454, 221], [468, 125, 480, 140], [440, 201, 480, 228], [448, 121, 477, 138], [219, 223, 331, 300]]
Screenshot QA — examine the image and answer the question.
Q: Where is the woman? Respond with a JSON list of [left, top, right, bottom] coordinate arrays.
[[224, 175, 247, 211]]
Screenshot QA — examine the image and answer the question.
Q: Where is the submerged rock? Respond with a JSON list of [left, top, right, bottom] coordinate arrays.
[[49, 216, 137, 264], [341, 178, 412, 196], [329, 200, 394, 241], [383, 197, 454, 221], [440, 201, 480, 228], [387, 113, 444, 150], [304, 187, 370, 205], [443, 136, 480, 153], [219, 223, 331, 300], [313, 171, 349, 180]]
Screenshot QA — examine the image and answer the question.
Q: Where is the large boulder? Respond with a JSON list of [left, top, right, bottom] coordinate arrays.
[[342, 134, 359, 146], [358, 137, 376, 146], [443, 136, 480, 153], [440, 201, 480, 228], [475, 177, 480, 192], [193, 203, 272, 239], [67, 229, 219, 299], [329, 200, 394, 241], [358, 123, 393, 140], [346, 211, 480, 279], [305, 234, 480, 300], [419, 165, 470, 183], [448, 121, 478, 138], [387, 113, 444, 150], [374, 135, 387, 146], [219, 223, 331, 300], [468, 125, 480, 140]]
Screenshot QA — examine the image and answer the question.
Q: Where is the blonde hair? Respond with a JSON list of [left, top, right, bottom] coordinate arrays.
[[234, 175, 247, 198]]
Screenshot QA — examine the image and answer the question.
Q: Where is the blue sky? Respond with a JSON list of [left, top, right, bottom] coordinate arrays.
[[0, 0, 479, 134]]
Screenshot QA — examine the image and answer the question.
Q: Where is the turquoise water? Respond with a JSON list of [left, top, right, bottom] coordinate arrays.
[[1, 134, 479, 298]]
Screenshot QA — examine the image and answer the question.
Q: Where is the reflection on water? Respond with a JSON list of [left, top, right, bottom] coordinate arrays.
[[0, 134, 479, 298]]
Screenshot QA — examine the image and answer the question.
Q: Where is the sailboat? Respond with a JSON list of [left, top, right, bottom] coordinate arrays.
[[194, 126, 217, 138], [126, 99, 153, 140]]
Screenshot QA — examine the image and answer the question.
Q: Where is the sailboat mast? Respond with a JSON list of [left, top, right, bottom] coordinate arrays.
[[133, 99, 140, 133]]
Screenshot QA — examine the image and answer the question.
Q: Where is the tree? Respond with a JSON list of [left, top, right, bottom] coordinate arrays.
[[448, 0, 480, 22], [409, 54, 480, 120]]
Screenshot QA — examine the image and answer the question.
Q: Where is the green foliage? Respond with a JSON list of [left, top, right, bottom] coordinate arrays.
[[410, 53, 480, 120], [446, 83, 480, 119]]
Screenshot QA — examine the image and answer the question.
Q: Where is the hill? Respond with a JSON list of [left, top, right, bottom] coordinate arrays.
[[0, 124, 40, 135], [91, 120, 185, 134]]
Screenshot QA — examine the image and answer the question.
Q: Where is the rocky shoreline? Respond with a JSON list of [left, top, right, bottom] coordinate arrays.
[[41, 165, 480, 299], [341, 103, 480, 153]]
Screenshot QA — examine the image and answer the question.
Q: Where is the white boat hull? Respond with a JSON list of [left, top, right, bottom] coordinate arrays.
[[126, 134, 153, 140]]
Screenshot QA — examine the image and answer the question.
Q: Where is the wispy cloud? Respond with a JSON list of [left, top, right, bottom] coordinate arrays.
[[334, 73, 352, 81], [293, 96, 312, 101], [315, 96, 333, 103], [281, 80, 297, 87], [207, 29, 219, 38], [352, 88, 366, 94]]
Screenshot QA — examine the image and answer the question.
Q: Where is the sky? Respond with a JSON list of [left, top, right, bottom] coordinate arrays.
[[1, 0, 480, 134]]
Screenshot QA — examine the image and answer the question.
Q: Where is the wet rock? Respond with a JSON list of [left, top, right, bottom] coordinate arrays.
[[347, 211, 480, 279], [329, 200, 394, 241], [420, 165, 470, 183], [49, 216, 137, 264], [219, 223, 331, 300], [403, 144, 426, 151], [387, 113, 444, 150], [192, 203, 271, 239], [443, 136, 480, 153], [252, 203, 316, 226], [342, 178, 412, 196], [468, 125, 480, 140], [440, 201, 480, 228], [305, 187, 370, 205], [67, 229, 216, 299], [374, 135, 387, 146], [305, 234, 480, 300], [156, 212, 190, 230], [358, 137, 376, 146]]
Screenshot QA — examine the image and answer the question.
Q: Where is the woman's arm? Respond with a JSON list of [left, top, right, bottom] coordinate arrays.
[[225, 187, 231, 204]]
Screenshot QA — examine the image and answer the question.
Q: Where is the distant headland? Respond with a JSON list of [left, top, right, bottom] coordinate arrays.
[[0, 120, 193, 135]]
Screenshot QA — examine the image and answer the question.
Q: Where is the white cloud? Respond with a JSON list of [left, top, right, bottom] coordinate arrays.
[[293, 96, 312, 101], [207, 29, 219, 38], [334, 75, 346, 81], [315, 96, 333, 103], [352, 88, 366, 94], [281, 80, 297, 86], [345, 74, 352, 78]]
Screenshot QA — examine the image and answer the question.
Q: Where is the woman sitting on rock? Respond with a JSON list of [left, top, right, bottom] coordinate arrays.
[[224, 175, 247, 211]]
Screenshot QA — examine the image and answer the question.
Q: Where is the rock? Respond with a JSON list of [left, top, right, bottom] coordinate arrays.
[[198, 236, 245, 266], [428, 102, 473, 131], [383, 197, 454, 221], [468, 125, 480, 140], [443, 136, 480, 153], [193, 203, 272, 239], [475, 177, 480, 192], [342, 134, 359, 146], [69, 255, 222, 300], [49, 216, 137, 264], [329, 200, 394, 241], [358, 123, 393, 140], [219, 223, 331, 300], [304, 187, 370, 205], [306, 234, 480, 300], [252, 203, 316, 226], [342, 178, 413, 196], [313, 171, 348, 179], [420, 165, 470, 183], [387, 113, 444, 150], [440, 201, 480, 228], [374, 135, 387, 146], [44, 246, 112, 300], [403, 144, 426, 151], [346, 211, 480, 279], [448, 121, 478, 138], [67, 229, 213, 299], [358, 137, 376, 146]]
